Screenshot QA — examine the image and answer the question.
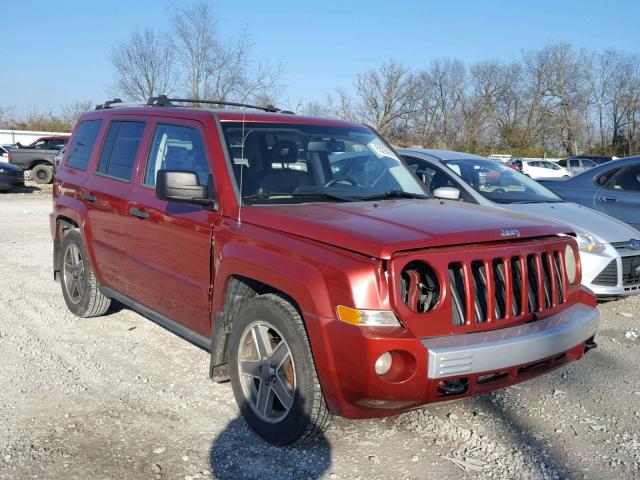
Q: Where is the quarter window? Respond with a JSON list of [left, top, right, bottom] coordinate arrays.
[[144, 123, 211, 188], [97, 121, 145, 181], [66, 120, 102, 171]]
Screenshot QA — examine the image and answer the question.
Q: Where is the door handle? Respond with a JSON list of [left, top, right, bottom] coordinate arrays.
[[601, 195, 617, 203], [129, 207, 150, 219], [82, 192, 97, 203]]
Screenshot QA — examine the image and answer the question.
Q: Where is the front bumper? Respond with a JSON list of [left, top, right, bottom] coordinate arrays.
[[582, 244, 640, 296], [421, 304, 598, 379], [311, 298, 599, 419]]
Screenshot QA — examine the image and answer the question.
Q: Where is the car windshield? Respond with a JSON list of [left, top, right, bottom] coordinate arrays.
[[443, 158, 563, 204], [220, 121, 427, 204]]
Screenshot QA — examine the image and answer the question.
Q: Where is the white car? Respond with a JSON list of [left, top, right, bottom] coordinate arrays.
[[509, 159, 572, 180], [400, 148, 640, 298]]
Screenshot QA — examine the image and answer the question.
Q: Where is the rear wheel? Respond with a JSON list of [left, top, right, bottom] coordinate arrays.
[[60, 229, 111, 317], [32, 164, 53, 184], [228, 294, 332, 445]]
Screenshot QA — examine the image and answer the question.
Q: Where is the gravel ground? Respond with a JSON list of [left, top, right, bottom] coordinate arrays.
[[0, 193, 639, 480]]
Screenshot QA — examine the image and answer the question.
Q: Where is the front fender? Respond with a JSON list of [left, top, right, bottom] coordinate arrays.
[[211, 222, 389, 415]]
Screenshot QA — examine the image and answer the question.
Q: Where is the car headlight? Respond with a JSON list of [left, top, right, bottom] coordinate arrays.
[[0, 168, 6, 173], [576, 234, 605, 253], [564, 244, 578, 284]]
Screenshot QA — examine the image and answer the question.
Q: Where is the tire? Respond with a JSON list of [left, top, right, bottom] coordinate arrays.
[[59, 229, 111, 317], [31, 164, 53, 184], [228, 293, 332, 445]]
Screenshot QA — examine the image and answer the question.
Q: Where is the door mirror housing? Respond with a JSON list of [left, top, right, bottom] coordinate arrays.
[[433, 186, 460, 201], [156, 170, 214, 207]]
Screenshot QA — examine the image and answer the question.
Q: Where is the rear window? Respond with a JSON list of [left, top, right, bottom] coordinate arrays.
[[97, 121, 145, 181], [66, 120, 103, 171]]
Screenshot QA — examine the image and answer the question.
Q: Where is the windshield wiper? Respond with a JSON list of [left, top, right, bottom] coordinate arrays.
[[358, 190, 429, 201], [242, 192, 354, 202]]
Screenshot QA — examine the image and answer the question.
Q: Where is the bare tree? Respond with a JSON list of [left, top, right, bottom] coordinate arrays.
[[61, 100, 94, 129], [353, 60, 418, 138], [0, 105, 16, 129], [171, 1, 282, 105], [109, 27, 176, 101]]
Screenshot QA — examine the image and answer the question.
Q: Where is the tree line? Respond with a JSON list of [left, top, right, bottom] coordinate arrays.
[[304, 45, 640, 157], [2, 0, 640, 158]]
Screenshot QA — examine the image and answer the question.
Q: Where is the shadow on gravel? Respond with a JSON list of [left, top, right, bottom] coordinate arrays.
[[475, 394, 574, 477], [209, 416, 331, 479], [2, 185, 42, 194]]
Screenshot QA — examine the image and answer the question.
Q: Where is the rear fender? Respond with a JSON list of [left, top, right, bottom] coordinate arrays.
[[54, 197, 104, 284]]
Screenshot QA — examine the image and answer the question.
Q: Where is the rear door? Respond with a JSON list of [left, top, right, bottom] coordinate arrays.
[[82, 117, 148, 291], [125, 118, 217, 338], [596, 163, 640, 229]]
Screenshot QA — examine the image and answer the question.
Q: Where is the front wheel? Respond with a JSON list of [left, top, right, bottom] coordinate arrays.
[[228, 294, 332, 445], [60, 229, 111, 317]]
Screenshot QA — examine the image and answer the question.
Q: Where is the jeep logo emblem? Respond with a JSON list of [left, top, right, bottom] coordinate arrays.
[[500, 228, 521, 237]]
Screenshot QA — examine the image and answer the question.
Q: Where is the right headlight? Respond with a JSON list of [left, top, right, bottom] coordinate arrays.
[[564, 244, 577, 285], [576, 234, 605, 253]]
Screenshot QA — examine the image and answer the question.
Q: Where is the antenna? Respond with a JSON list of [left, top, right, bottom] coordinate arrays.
[[237, 110, 246, 224]]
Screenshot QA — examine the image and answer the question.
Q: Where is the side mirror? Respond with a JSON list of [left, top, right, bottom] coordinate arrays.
[[433, 186, 460, 201], [156, 170, 214, 206]]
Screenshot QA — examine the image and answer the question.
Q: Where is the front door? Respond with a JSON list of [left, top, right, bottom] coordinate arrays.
[[596, 164, 640, 230], [125, 120, 217, 338]]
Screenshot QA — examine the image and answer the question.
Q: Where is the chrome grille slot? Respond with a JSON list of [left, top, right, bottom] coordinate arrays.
[[492, 259, 507, 320], [541, 252, 552, 309], [471, 260, 488, 323], [526, 254, 539, 313], [510, 256, 523, 316], [622, 256, 640, 286], [448, 263, 466, 326], [552, 251, 565, 304]]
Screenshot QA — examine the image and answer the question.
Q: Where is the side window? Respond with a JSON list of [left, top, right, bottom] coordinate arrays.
[[97, 121, 145, 181], [67, 120, 103, 171], [568, 159, 579, 168], [611, 165, 640, 192], [583, 159, 596, 168], [595, 167, 621, 186], [144, 123, 211, 189]]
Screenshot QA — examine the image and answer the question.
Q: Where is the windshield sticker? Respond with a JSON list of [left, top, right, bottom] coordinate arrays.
[[367, 140, 398, 159]]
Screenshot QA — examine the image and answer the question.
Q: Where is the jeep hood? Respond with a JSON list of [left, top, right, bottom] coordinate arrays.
[[241, 199, 571, 259]]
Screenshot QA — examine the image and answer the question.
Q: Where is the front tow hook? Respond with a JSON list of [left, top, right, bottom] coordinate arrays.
[[584, 339, 597, 353]]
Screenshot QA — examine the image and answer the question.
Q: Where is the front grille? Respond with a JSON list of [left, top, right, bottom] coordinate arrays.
[[391, 236, 578, 338], [447, 249, 566, 327], [592, 260, 617, 286], [621, 256, 640, 286]]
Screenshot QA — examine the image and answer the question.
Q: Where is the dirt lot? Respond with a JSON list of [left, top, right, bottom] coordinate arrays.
[[0, 192, 639, 480]]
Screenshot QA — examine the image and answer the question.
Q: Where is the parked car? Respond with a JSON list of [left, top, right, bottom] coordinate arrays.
[[0, 161, 26, 192], [400, 148, 640, 298], [557, 157, 598, 175], [507, 159, 572, 180], [540, 157, 640, 231], [7, 143, 66, 184], [570, 155, 615, 165], [51, 96, 599, 445]]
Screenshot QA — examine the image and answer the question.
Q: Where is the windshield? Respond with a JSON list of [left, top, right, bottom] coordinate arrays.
[[443, 158, 563, 204], [220, 122, 427, 204]]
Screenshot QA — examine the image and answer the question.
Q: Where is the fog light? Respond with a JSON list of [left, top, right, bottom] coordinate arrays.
[[375, 352, 393, 375]]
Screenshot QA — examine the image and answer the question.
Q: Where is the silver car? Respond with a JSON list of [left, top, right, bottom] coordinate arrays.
[[400, 148, 640, 298]]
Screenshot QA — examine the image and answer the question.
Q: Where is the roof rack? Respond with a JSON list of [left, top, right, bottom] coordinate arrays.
[[147, 95, 294, 114], [95, 95, 294, 114]]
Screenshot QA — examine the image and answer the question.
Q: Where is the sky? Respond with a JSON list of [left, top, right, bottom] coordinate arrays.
[[1, 0, 639, 115]]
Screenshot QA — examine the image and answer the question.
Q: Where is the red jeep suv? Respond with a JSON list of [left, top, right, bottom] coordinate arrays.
[[51, 97, 599, 445]]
